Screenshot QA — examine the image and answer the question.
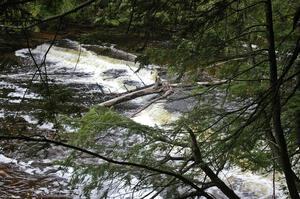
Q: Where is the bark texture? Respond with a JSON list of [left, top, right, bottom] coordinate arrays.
[[265, 1, 300, 198]]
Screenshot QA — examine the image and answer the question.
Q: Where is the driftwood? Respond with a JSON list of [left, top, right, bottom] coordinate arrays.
[[99, 85, 166, 107], [169, 80, 227, 87], [99, 80, 226, 108]]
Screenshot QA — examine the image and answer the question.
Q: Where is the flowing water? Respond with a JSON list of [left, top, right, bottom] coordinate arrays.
[[0, 39, 285, 198]]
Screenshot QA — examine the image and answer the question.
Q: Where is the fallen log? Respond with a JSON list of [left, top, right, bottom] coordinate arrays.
[[99, 85, 165, 107], [169, 80, 227, 87], [99, 80, 226, 107]]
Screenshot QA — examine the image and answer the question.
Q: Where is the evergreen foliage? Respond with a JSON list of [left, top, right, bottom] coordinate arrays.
[[1, 0, 300, 198]]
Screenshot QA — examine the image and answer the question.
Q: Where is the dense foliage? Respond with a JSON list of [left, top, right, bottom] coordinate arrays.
[[1, 0, 300, 198]]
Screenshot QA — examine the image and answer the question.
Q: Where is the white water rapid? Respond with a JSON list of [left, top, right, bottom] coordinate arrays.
[[0, 39, 285, 198]]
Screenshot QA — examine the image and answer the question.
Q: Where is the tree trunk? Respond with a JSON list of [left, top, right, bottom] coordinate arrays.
[[265, 0, 300, 198], [99, 85, 164, 107], [99, 80, 227, 107], [188, 128, 240, 199], [296, 58, 300, 148], [200, 165, 240, 199]]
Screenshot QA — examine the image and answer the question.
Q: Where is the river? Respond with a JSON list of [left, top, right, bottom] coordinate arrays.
[[0, 39, 285, 198]]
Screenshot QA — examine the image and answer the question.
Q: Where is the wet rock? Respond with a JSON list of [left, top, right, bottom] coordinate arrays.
[[123, 80, 141, 87], [0, 162, 72, 199], [0, 169, 10, 178], [39, 195, 72, 199], [102, 69, 127, 79], [55, 40, 80, 51], [83, 44, 137, 62], [164, 89, 197, 113]]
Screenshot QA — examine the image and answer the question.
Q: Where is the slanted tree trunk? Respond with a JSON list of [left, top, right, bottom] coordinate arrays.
[[296, 60, 300, 148], [295, 25, 300, 149], [265, 1, 300, 198], [188, 128, 240, 199]]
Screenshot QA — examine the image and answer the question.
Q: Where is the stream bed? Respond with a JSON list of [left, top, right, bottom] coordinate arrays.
[[0, 39, 285, 198]]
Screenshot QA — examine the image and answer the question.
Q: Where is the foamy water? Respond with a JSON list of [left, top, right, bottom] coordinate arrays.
[[15, 40, 154, 93], [3, 39, 285, 198]]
